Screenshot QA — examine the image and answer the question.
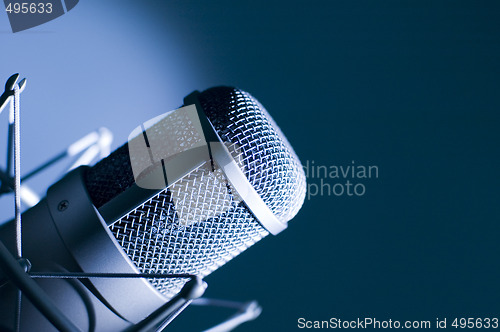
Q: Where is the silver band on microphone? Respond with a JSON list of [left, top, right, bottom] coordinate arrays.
[[185, 91, 287, 235], [209, 141, 287, 235]]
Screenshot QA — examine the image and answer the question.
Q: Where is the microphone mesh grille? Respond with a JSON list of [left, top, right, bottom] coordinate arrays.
[[102, 87, 305, 298]]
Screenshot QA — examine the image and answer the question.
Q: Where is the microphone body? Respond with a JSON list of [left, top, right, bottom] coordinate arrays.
[[0, 87, 306, 331]]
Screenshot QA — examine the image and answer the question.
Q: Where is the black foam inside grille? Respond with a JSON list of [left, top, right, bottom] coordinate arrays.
[[84, 143, 135, 208]]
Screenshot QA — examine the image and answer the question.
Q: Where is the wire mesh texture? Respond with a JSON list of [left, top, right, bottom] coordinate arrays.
[[103, 87, 307, 298]]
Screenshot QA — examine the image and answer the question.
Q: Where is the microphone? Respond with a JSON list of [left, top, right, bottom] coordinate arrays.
[[0, 87, 306, 331]]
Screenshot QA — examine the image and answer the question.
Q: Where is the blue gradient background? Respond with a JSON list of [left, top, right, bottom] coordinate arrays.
[[1, 1, 500, 331]]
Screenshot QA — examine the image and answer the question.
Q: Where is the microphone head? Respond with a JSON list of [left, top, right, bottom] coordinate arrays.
[[85, 87, 306, 298], [198, 87, 306, 223]]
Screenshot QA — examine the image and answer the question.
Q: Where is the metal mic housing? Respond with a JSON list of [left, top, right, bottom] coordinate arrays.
[[84, 87, 306, 298]]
